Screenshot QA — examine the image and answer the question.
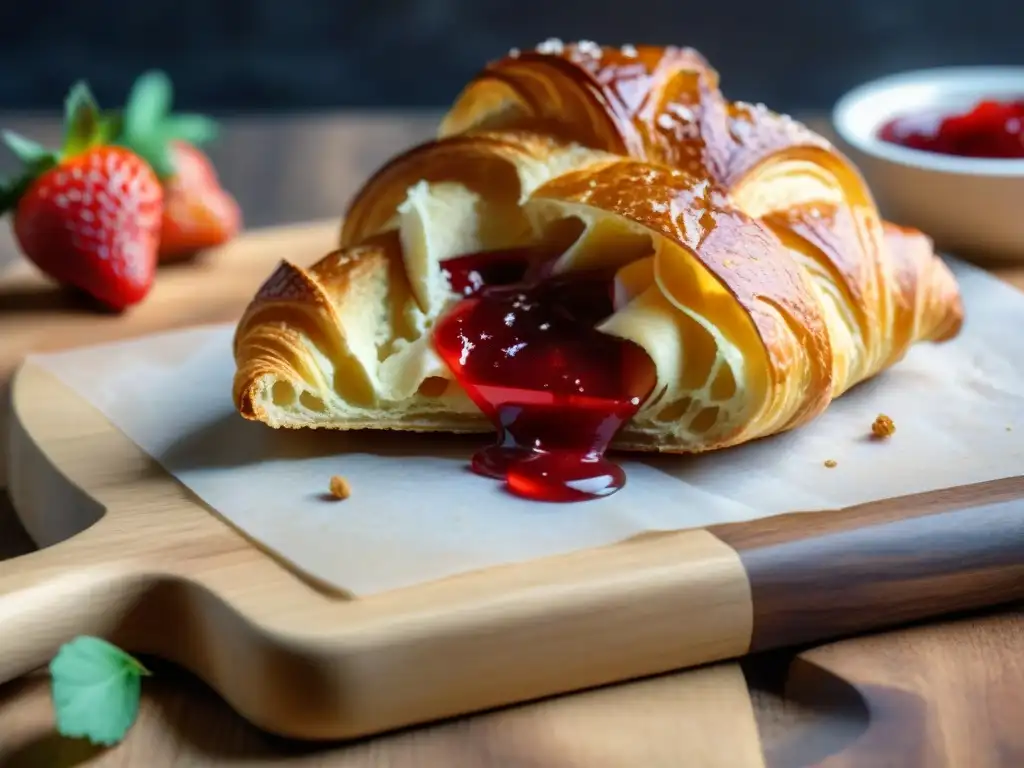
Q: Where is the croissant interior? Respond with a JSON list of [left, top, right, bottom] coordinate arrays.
[[233, 41, 964, 454]]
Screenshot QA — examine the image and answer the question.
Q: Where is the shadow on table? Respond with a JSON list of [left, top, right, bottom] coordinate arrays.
[[0, 730, 105, 768], [0, 282, 103, 316], [0, 494, 36, 560], [742, 650, 870, 767]]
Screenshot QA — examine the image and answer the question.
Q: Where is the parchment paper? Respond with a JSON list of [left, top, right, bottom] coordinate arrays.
[[29, 257, 1024, 595]]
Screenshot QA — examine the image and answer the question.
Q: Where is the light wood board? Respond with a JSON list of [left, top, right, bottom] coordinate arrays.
[[2, 222, 1024, 746]]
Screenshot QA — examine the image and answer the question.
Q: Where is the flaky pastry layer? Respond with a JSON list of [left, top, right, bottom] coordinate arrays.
[[233, 41, 964, 454]]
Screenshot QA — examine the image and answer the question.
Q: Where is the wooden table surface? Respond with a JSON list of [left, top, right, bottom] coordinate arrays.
[[1, 113, 1023, 767]]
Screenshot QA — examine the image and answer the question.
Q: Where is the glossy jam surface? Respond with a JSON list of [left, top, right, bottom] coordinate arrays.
[[434, 250, 657, 503], [877, 98, 1024, 159]]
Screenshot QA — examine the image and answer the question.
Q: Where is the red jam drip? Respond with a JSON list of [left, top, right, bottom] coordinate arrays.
[[433, 249, 658, 503], [877, 98, 1024, 159]]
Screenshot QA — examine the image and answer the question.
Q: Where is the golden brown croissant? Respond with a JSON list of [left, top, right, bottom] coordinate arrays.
[[233, 41, 963, 499]]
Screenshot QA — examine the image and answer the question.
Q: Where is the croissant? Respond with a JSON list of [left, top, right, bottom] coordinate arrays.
[[233, 41, 963, 500]]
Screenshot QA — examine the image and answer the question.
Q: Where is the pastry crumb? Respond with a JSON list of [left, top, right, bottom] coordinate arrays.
[[824, 459, 837, 468], [328, 475, 351, 500], [871, 413, 896, 439]]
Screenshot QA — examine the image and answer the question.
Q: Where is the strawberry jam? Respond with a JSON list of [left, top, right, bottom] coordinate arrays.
[[434, 249, 658, 502], [878, 98, 1024, 159]]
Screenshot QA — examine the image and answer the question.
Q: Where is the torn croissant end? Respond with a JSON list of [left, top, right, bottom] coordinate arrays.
[[232, 232, 495, 436], [232, 41, 964, 457]]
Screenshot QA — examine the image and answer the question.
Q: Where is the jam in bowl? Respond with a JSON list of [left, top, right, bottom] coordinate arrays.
[[832, 66, 1024, 262], [877, 98, 1024, 159]]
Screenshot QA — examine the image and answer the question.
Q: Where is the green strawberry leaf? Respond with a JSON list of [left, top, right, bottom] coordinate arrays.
[[0, 131, 59, 217], [0, 79, 117, 217], [49, 636, 151, 747], [0, 180, 20, 215], [0, 169, 53, 217], [124, 70, 172, 141], [97, 111, 125, 146], [62, 81, 104, 158], [114, 70, 219, 181], [2, 130, 57, 166], [119, 132, 176, 178], [162, 113, 219, 146]]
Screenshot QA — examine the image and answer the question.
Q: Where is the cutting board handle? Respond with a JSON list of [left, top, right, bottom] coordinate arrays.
[[0, 527, 144, 685], [710, 489, 1024, 652]]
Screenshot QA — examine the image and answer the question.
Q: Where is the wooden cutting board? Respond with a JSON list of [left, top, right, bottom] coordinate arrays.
[[2, 222, 1024, 744]]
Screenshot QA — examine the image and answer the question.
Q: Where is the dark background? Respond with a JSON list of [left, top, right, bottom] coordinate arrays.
[[0, 0, 1020, 115]]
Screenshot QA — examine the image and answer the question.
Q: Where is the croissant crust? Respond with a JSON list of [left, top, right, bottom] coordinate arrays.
[[233, 41, 963, 454]]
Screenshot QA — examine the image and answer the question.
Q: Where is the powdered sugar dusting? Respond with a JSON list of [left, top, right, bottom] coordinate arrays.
[[732, 100, 830, 148], [535, 38, 565, 55], [575, 39, 602, 59]]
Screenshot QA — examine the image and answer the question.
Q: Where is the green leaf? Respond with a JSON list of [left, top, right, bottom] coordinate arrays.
[[0, 82, 104, 214], [97, 111, 125, 146], [124, 70, 172, 141], [0, 130, 58, 216], [62, 81, 103, 158], [114, 70, 220, 180], [49, 636, 151, 747], [0, 179, 20, 215], [124, 136, 176, 179], [162, 113, 219, 146], [2, 130, 56, 166], [0, 168, 53, 217]]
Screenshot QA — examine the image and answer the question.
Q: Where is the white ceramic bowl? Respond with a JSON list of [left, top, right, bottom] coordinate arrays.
[[832, 67, 1024, 262]]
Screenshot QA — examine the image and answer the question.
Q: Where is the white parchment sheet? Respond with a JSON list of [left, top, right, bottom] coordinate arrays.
[[30, 258, 1024, 595]]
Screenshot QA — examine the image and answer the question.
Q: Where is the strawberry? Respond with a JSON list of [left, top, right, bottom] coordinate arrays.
[[0, 84, 164, 311], [112, 71, 241, 261], [158, 140, 241, 261]]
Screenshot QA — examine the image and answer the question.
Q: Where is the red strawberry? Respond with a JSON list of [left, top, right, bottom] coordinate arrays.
[[0, 84, 164, 311], [112, 71, 241, 262], [158, 140, 241, 261]]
